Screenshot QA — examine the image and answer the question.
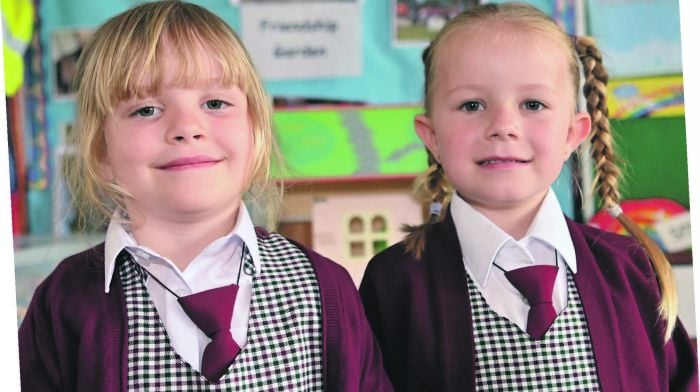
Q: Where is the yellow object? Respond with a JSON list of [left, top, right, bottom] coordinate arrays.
[[607, 75, 685, 119], [2, 0, 35, 96]]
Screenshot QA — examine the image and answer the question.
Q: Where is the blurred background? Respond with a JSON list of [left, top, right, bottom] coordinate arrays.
[[3, 0, 694, 344]]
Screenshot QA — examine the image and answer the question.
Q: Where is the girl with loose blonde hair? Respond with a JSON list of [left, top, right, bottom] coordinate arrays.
[[69, 0, 277, 226], [19, 2, 392, 391], [361, 3, 697, 391]]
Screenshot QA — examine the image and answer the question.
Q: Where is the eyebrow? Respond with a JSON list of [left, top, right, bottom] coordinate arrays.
[[444, 82, 560, 96]]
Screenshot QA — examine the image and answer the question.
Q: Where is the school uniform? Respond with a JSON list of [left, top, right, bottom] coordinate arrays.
[[360, 191, 698, 392], [19, 208, 392, 391]]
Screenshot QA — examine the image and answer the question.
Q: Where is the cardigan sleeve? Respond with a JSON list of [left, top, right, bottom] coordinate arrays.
[[17, 244, 126, 392], [572, 220, 699, 391], [19, 277, 66, 391], [666, 318, 698, 391]]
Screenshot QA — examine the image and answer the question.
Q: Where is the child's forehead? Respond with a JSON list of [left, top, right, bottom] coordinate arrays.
[[437, 23, 570, 68]]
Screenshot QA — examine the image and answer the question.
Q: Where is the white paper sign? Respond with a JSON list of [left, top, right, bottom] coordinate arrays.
[[655, 211, 692, 253], [241, 2, 362, 80]]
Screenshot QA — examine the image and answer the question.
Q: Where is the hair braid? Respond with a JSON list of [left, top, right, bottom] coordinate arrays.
[[402, 149, 452, 259], [576, 36, 678, 341]]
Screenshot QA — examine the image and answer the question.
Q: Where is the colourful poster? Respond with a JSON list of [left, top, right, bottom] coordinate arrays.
[[272, 106, 427, 179], [587, 0, 682, 77], [608, 75, 684, 119]]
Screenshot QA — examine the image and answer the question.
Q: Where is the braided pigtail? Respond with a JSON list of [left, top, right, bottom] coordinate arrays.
[[402, 149, 452, 259], [576, 36, 678, 341]]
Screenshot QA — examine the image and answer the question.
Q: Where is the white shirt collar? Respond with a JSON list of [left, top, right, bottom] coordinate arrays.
[[103, 204, 261, 293], [450, 188, 577, 287]]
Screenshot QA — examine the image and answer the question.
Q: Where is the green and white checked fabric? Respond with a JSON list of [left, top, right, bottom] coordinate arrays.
[[468, 267, 601, 391], [120, 233, 323, 391]]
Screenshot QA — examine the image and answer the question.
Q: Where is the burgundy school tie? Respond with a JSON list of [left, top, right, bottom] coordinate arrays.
[[178, 284, 241, 382], [503, 265, 558, 340]]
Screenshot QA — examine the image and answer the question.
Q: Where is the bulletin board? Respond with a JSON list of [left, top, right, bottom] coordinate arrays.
[[23, 0, 686, 235], [587, 0, 682, 78]]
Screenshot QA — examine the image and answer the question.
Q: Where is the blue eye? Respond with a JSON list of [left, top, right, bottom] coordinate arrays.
[[204, 99, 229, 110], [523, 100, 545, 111], [459, 101, 483, 112], [131, 106, 158, 117]]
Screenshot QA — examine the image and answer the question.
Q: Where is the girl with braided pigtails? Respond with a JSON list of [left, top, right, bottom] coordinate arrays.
[[359, 2, 697, 391]]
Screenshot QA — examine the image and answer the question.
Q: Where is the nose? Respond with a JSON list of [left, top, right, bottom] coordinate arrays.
[[166, 111, 205, 143], [486, 105, 520, 139]]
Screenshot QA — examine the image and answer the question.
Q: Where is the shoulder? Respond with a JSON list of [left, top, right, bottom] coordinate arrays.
[[365, 240, 419, 276], [568, 219, 649, 262], [364, 219, 453, 281], [567, 218, 656, 281], [39, 243, 106, 291], [29, 243, 108, 312], [21, 243, 113, 340]]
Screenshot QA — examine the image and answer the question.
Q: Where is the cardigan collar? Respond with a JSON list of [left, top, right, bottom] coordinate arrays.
[[425, 212, 623, 391]]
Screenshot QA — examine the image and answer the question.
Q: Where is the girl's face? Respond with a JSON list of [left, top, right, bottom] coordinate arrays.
[[101, 42, 254, 225], [416, 25, 590, 219]]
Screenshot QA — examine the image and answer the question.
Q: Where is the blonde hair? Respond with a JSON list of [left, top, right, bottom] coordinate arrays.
[[68, 0, 281, 228], [404, 2, 678, 341]]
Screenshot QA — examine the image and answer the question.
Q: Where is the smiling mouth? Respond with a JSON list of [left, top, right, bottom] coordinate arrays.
[[478, 158, 531, 166], [158, 156, 222, 170]]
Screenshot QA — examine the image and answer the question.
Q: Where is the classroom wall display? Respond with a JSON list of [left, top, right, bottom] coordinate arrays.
[[588, 197, 691, 254], [393, 0, 480, 44], [607, 75, 684, 119], [240, 0, 362, 80], [587, 0, 682, 78], [273, 106, 426, 180], [21, 0, 686, 236], [50, 29, 93, 99], [489, 0, 579, 34]]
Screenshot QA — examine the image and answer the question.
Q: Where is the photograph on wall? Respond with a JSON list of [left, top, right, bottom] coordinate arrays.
[[393, 0, 481, 44], [489, 0, 579, 34], [51, 29, 94, 99]]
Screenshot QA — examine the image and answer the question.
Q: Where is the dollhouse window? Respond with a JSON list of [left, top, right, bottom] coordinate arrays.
[[349, 216, 364, 233], [372, 240, 388, 254], [346, 213, 390, 258], [371, 216, 386, 232], [350, 241, 365, 256]]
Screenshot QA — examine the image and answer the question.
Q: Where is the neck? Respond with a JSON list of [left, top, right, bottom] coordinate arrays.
[[129, 205, 240, 271], [465, 194, 546, 240]]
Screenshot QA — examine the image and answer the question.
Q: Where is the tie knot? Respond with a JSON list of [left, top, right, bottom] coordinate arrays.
[[178, 284, 239, 335], [504, 264, 558, 304]]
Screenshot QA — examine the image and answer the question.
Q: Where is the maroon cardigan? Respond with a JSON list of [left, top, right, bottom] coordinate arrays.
[[19, 229, 392, 391], [360, 212, 698, 392]]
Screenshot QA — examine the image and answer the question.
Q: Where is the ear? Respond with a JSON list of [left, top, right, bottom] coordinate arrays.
[[564, 112, 591, 160], [415, 114, 441, 163]]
